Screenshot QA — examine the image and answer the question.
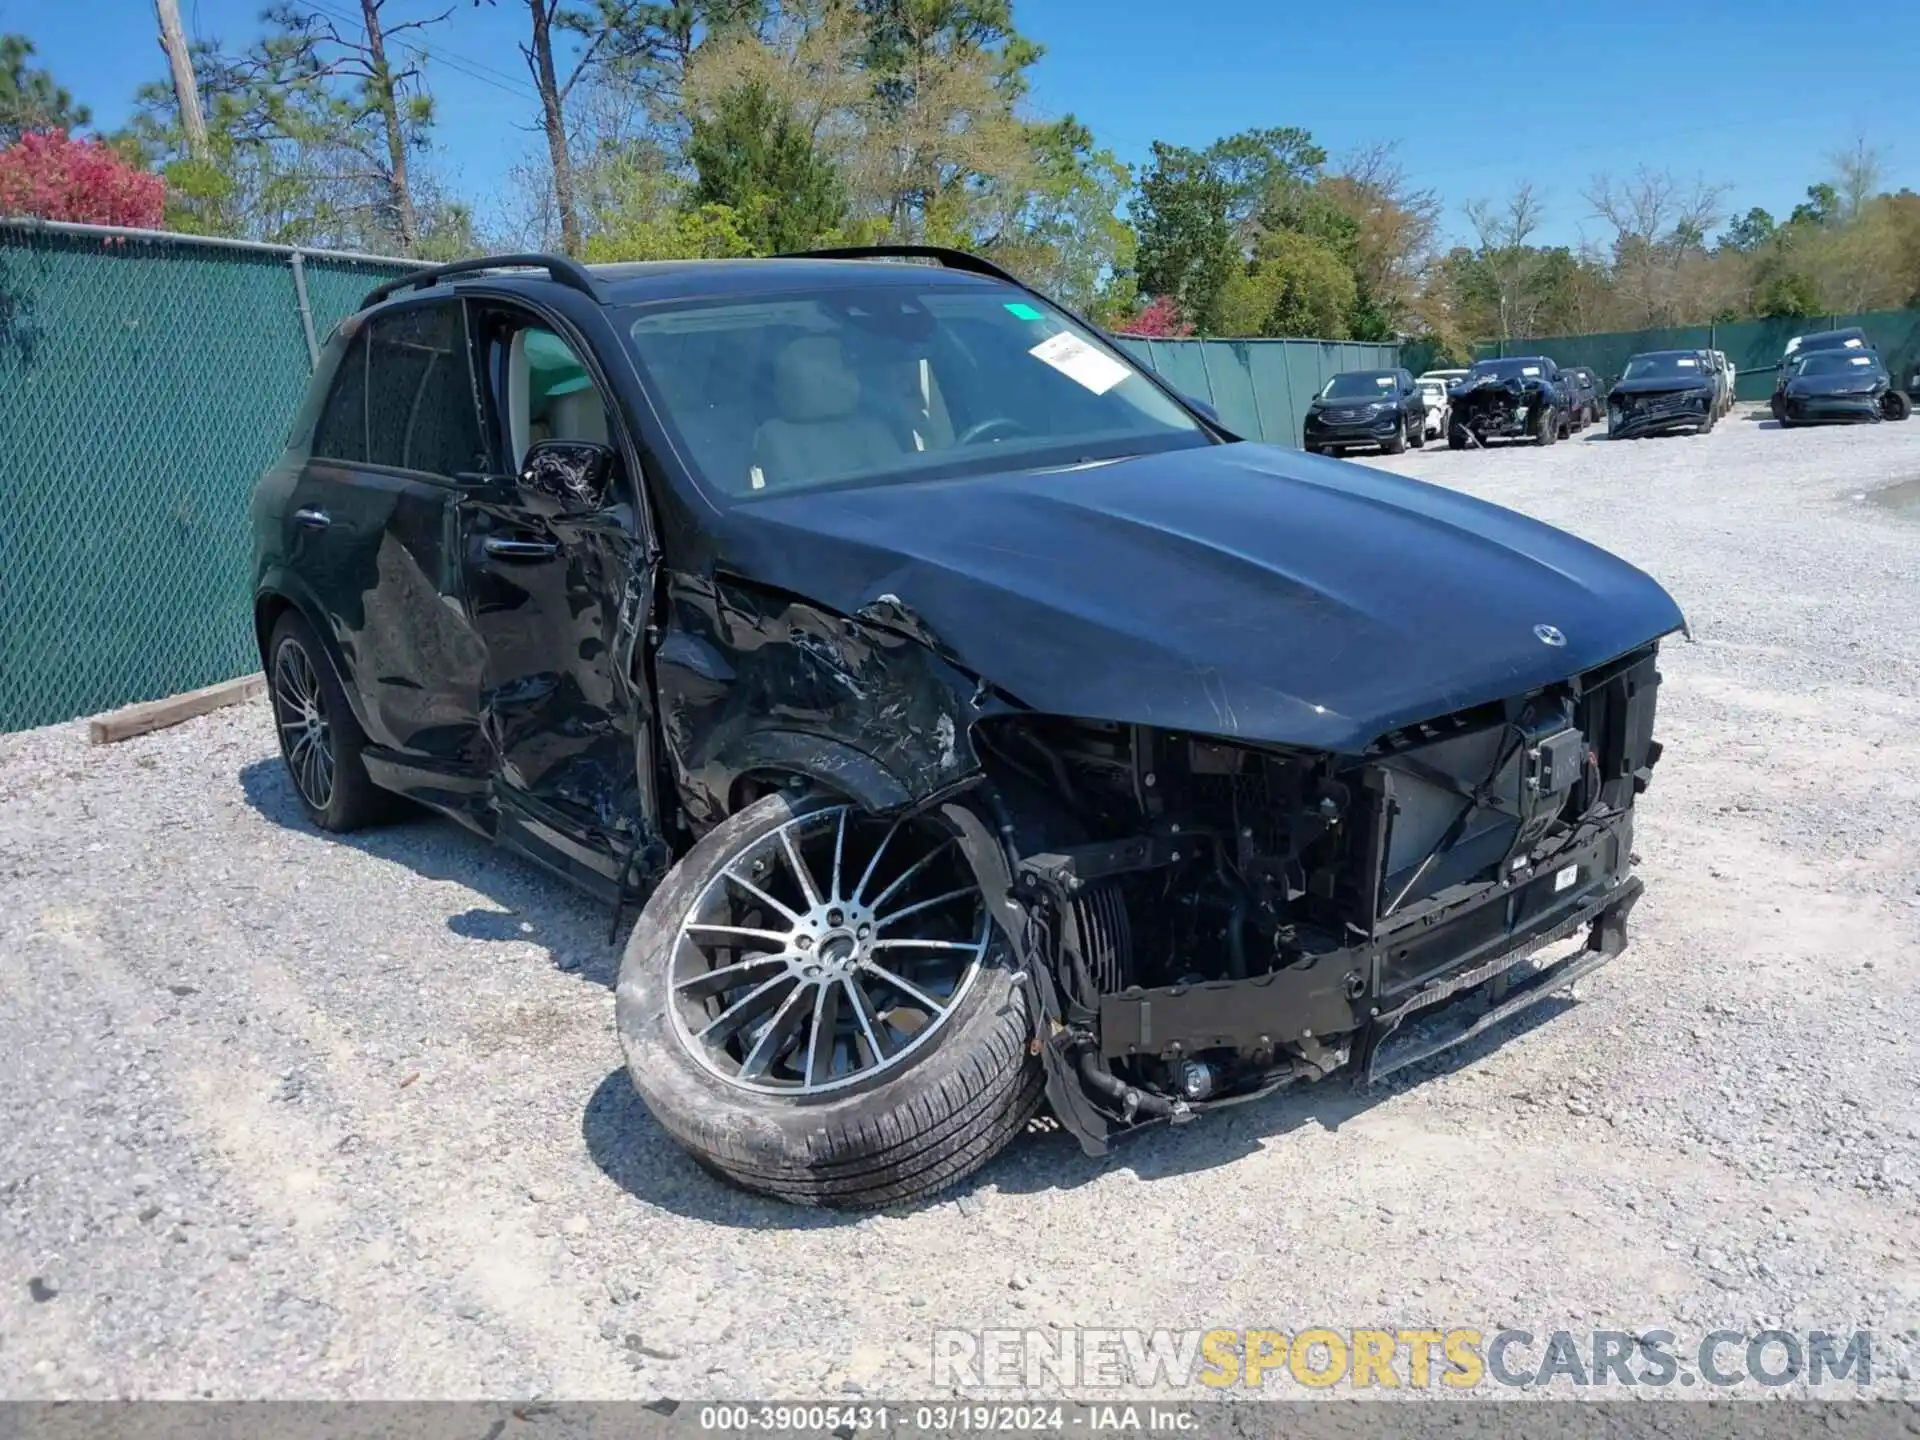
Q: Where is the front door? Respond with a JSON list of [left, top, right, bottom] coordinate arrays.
[[458, 300, 660, 896]]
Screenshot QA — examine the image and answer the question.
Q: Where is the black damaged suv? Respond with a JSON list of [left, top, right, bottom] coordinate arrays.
[[253, 248, 1683, 1207]]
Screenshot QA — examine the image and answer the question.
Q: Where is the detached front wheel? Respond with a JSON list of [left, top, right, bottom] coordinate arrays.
[[617, 790, 1042, 1207]]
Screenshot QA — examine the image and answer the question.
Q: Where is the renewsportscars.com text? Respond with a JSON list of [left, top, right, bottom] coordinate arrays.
[[932, 1327, 1876, 1392]]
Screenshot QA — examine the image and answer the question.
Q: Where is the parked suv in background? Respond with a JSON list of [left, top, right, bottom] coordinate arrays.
[[1562, 367, 1600, 429], [251, 248, 1681, 1209], [1771, 327, 1871, 418], [1447, 356, 1569, 447], [1302, 368, 1427, 455], [1607, 350, 1720, 438]]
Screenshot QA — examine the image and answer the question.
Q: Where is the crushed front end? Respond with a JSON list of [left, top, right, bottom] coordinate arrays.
[[966, 643, 1668, 1153], [1450, 376, 1548, 442], [1608, 385, 1716, 438]]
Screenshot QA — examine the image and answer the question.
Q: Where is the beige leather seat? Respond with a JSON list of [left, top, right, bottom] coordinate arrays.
[[750, 334, 901, 488], [547, 385, 609, 446]]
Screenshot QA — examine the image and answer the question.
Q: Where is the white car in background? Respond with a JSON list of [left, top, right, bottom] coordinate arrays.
[[1710, 350, 1735, 415], [1417, 370, 1469, 437], [1415, 376, 1454, 438]]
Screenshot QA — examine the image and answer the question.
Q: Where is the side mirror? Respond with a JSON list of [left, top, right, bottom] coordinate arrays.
[[1185, 395, 1223, 425], [520, 438, 615, 511]]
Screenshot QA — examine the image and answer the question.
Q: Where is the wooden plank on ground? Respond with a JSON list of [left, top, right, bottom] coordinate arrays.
[[87, 674, 267, 745]]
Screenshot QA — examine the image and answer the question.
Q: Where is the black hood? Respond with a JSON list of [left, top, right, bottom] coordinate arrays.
[[711, 443, 1686, 753], [1451, 372, 1548, 397], [1787, 372, 1886, 397]]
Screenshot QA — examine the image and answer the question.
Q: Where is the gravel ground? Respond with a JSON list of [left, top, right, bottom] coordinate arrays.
[[3, 407, 1919, 1403]]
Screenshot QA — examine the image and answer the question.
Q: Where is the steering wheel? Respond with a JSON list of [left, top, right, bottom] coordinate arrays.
[[954, 416, 1032, 447]]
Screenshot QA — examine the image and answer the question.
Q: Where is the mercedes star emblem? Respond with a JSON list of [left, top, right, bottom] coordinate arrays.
[[1534, 624, 1567, 647]]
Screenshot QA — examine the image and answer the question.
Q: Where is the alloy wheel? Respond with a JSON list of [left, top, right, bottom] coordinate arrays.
[[272, 637, 335, 813], [667, 805, 989, 1096]]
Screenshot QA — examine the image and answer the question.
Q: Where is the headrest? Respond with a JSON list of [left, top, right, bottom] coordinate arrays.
[[773, 334, 860, 423]]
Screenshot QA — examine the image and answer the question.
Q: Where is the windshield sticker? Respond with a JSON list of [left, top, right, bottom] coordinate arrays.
[[1850, 355, 1873, 365], [1028, 331, 1131, 395], [1003, 302, 1045, 321], [1676, 357, 1698, 367], [1375, 376, 1395, 388], [1844, 337, 1864, 347], [1520, 365, 1541, 377]]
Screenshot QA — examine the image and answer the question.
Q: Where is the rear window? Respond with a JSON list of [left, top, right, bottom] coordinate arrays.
[[365, 304, 486, 476], [310, 329, 369, 464]]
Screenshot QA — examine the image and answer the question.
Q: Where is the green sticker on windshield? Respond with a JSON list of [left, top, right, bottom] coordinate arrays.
[[1003, 302, 1044, 320]]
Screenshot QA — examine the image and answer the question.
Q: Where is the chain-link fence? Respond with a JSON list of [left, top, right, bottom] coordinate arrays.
[[0, 219, 1401, 734], [0, 220, 411, 732]]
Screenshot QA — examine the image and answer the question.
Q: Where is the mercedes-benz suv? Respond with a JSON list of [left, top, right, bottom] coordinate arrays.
[[251, 247, 1684, 1208]]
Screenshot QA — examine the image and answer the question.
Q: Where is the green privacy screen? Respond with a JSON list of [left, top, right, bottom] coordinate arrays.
[[0, 221, 1396, 733], [1111, 337, 1401, 445], [0, 222, 411, 733], [1474, 311, 1920, 402]]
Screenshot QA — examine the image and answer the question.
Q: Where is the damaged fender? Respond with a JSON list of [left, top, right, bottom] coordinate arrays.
[[656, 570, 1009, 832]]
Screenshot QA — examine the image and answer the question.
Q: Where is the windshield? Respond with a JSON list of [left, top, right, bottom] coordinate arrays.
[[1319, 371, 1398, 399], [1466, 359, 1547, 382], [621, 281, 1206, 498], [1621, 353, 1704, 381], [1796, 352, 1884, 378]]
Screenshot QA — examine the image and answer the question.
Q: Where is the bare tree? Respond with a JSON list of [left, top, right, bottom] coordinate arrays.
[[522, 0, 619, 256], [1585, 166, 1728, 326], [276, 1, 458, 252], [1831, 138, 1884, 222], [1463, 182, 1546, 340], [1322, 142, 1442, 332], [153, 0, 210, 159]]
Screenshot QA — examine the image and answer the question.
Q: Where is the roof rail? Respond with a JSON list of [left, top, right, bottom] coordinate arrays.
[[775, 244, 1027, 289], [359, 253, 601, 310]]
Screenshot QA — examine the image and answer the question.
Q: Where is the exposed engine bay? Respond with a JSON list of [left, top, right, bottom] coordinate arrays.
[[964, 642, 1664, 1151], [1450, 368, 1557, 443]]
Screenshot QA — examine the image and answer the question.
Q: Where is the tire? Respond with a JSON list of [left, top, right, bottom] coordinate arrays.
[[267, 611, 392, 832], [1408, 421, 1425, 449], [1303, 443, 1323, 455], [1882, 390, 1912, 422], [1381, 417, 1407, 455], [1700, 406, 1717, 435], [616, 790, 1043, 1208], [1447, 425, 1467, 450], [1770, 393, 1785, 422], [1533, 406, 1555, 447]]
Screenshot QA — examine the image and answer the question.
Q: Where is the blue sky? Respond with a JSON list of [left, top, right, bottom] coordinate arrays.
[[13, 0, 1917, 248]]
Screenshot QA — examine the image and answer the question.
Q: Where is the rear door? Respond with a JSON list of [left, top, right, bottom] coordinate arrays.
[[456, 298, 661, 895], [295, 299, 490, 788]]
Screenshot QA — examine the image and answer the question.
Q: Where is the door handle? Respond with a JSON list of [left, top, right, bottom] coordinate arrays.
[[484, 536, 560, 561], [294, 507, 330, 530]]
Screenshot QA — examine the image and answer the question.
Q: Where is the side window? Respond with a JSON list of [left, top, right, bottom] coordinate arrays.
[[473, 307, 611, 470], [364, 302, 485, 477], [311, 328, 369, 463]]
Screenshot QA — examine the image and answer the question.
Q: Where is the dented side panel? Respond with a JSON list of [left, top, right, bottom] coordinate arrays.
[[458, 488, 659, 874], [656, 570, 996, 830]]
